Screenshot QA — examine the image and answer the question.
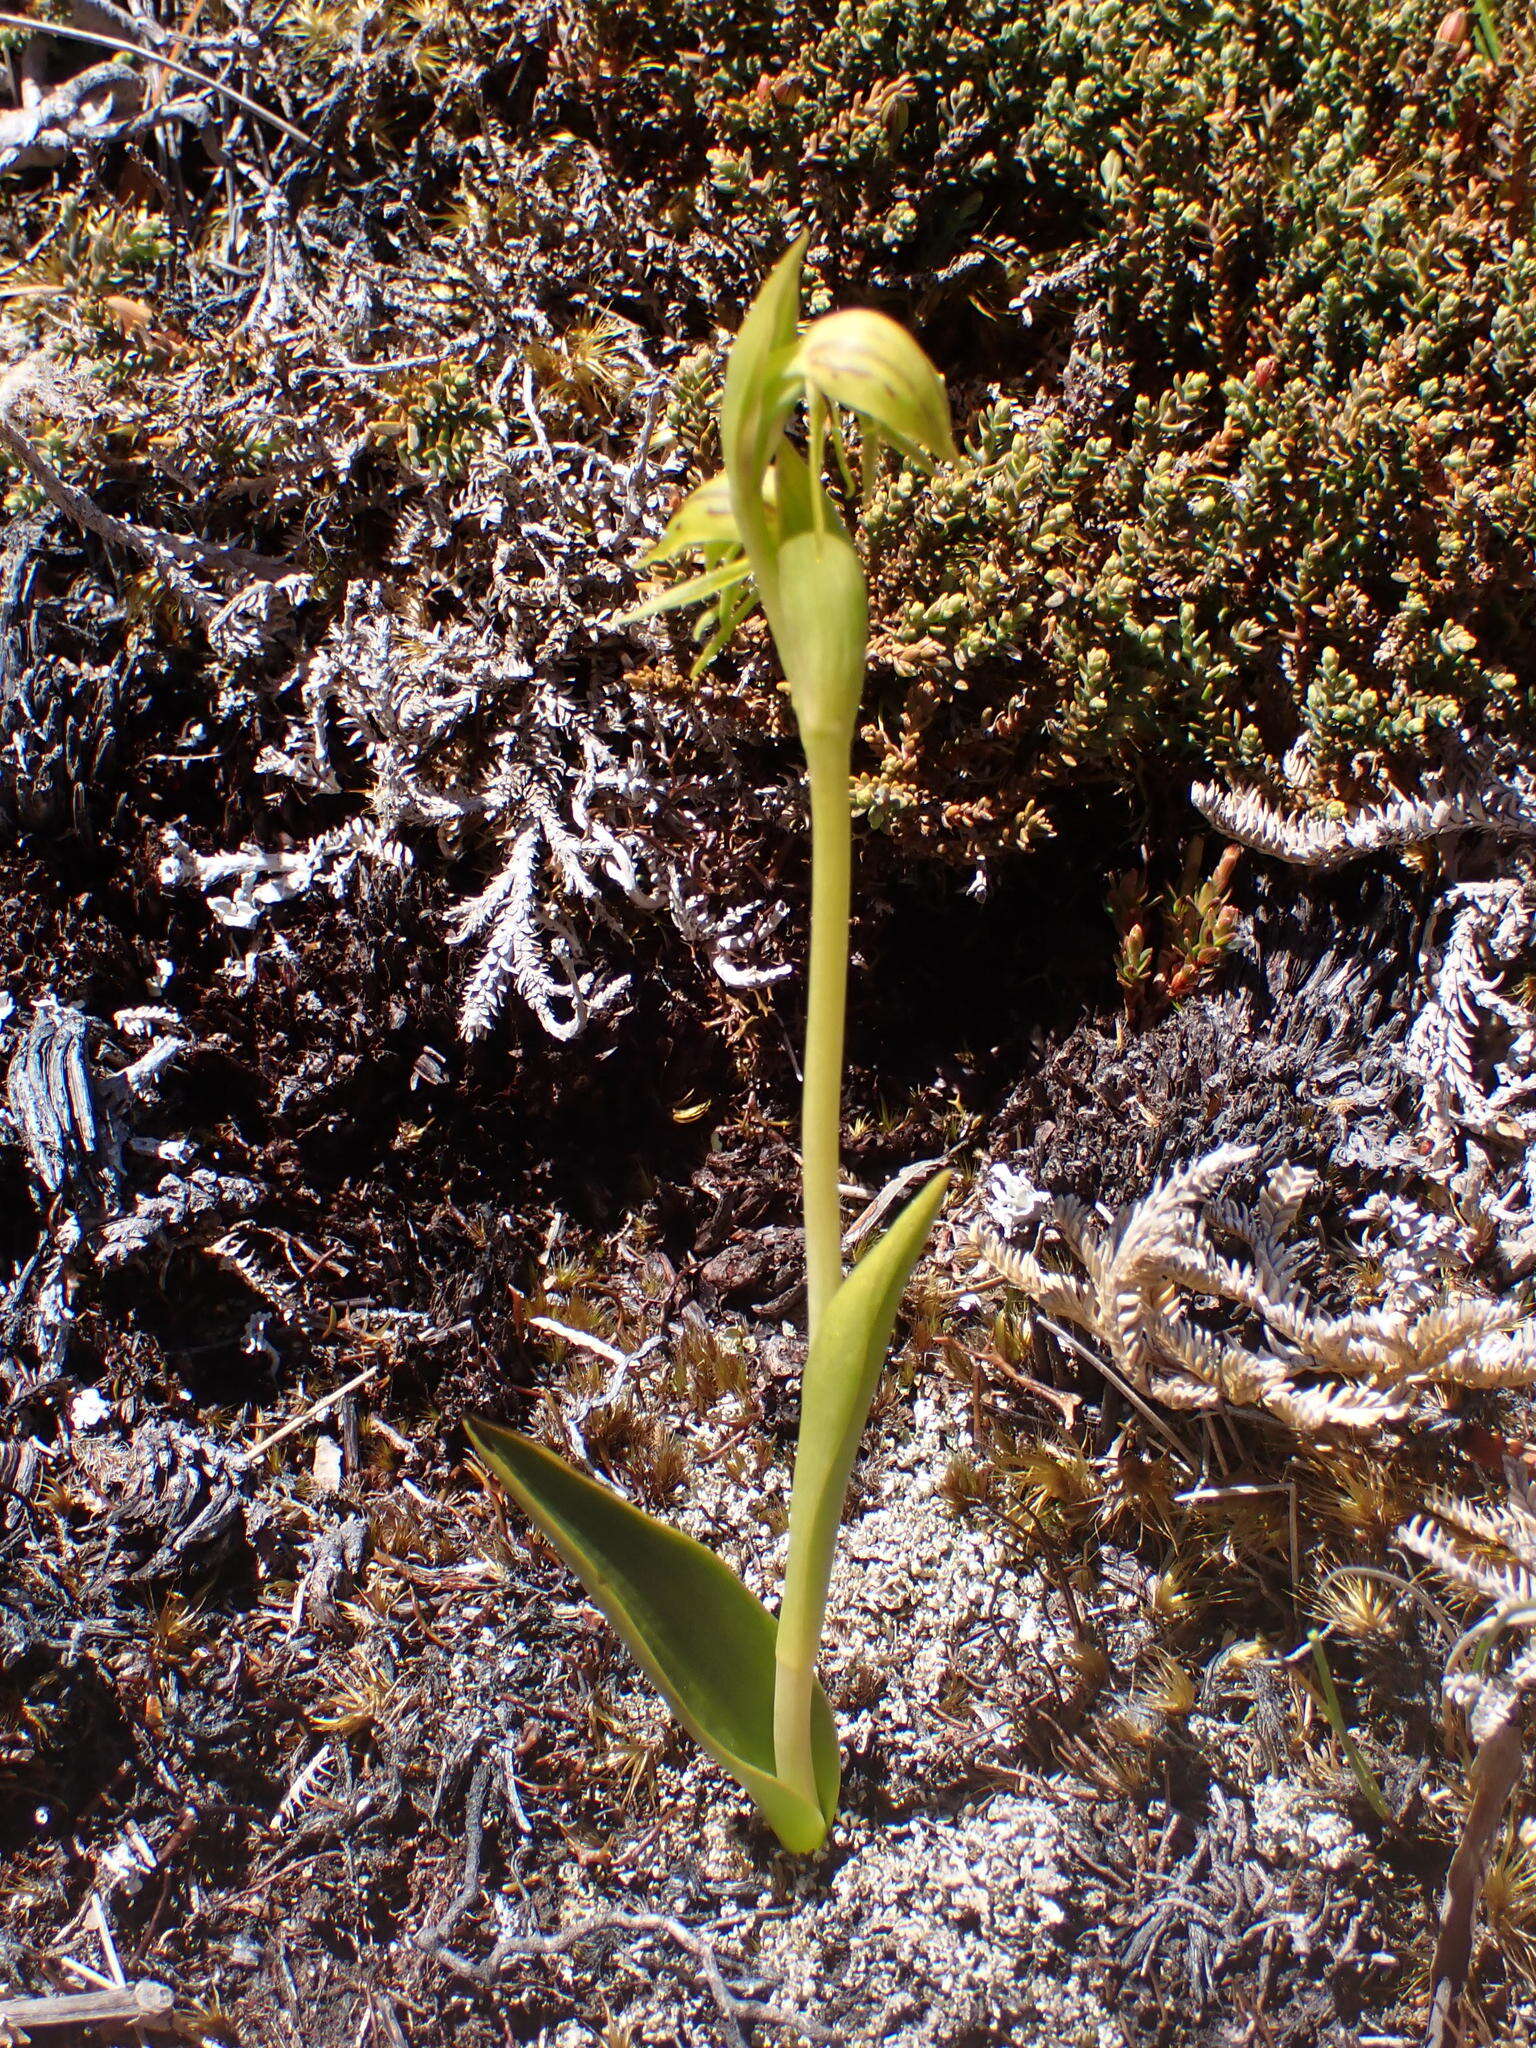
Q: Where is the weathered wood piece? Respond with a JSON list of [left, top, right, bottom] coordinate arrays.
[[0, 1980, 176, 2037]]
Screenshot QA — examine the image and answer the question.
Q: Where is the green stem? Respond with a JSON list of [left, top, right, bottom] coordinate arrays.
[[807, 387, 828, 537], [801, 732, 852, 1346], [773, 1632, 818, 1813], [776, 596, 856, 1811], [772, 731, 852, 1813]]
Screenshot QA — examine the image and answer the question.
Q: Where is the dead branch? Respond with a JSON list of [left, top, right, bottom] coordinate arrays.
[[0, 12, 318, 152], [1424, 1712, 1528, 2048], [0, 1981, 176, 2035], [0, 357, 296, 616]]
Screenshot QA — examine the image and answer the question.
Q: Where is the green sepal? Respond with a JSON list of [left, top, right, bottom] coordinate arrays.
[[721, 236, 808, 544], [465, 1420, 841, 1852], [776, 1173, 950, 1686], [790, 308, 958, 470], [770, 439, 820, 546]]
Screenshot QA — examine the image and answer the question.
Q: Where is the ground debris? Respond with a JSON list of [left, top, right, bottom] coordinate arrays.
[[2, 7, 1535, 2044]]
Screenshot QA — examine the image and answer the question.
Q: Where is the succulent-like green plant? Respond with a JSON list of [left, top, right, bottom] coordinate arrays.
[[468, 237, 955, 1851]]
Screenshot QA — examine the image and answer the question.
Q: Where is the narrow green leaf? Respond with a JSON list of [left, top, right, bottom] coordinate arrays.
[[689, 576, 760, 676], [640, 472, 739, 564], [775, 1173, 950, 1689], [1308, 1631, 1395, 1827], [466, 1420, 841, 1851], [618, 555, 752, 624], [824, 399, 859, 502]]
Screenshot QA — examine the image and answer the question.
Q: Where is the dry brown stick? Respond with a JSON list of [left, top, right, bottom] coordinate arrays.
[[239, 1363, 384, 1467], [1425, 1708, 1528, 2048], [0, 12, 317, 151], [0, 1981, 176, 2033], [0, 401, 214, 621], [0, 358, 295, 620]]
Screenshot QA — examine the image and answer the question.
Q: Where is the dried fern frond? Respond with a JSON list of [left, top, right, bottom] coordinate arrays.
[[1194, 755, 1536, 872], [1419, 1486, 1536, 1557], [977, 1146, 1536, 1435], [1399, 1482, 1536, 1777], [1399, 1514, 1536, 1615]]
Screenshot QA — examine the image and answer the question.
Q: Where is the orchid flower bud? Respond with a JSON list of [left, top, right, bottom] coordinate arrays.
[[790, 308, 957, 469], [772, 527, 869, 749]]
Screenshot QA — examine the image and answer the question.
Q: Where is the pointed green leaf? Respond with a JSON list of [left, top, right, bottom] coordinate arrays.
[[466, 1420, 841, 1851], [689, 576, 760, 676], [619, 555, 753, 625], [770, 526, 869, 749], [640, 472, 739, 565], [775, 1173, 950, 1685]]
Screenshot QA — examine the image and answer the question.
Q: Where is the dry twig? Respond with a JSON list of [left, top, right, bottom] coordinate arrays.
[[0, 12, 318, 151]]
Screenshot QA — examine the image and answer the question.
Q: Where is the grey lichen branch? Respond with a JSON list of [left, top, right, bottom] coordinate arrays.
[[421, 1908, 840, 2048], [1402, 862, 1536, 1274], [1194, 743, 1536, 871], [0, 10, 317, 156], [174, 583, 794, 1041], [0, 995, 258, 1386]]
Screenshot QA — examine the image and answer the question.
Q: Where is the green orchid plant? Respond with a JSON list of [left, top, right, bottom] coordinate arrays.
[[467, 236, 956, 1854]]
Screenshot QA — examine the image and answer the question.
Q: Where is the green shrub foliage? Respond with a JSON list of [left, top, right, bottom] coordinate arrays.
[[595, 0, 1535, 865], [7, 0, 1531, 880]]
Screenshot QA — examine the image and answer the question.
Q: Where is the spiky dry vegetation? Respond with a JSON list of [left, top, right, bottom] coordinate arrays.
[[2, 1, 1536, 2045]]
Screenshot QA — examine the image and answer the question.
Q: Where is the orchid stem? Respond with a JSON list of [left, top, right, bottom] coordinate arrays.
[[775, 725, 852, 1810], [801, 731, 851, 1345]]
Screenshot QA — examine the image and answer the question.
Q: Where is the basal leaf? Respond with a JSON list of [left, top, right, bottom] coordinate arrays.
[[466, 1420, 840, 1851], [689, 574, 760, 676]]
